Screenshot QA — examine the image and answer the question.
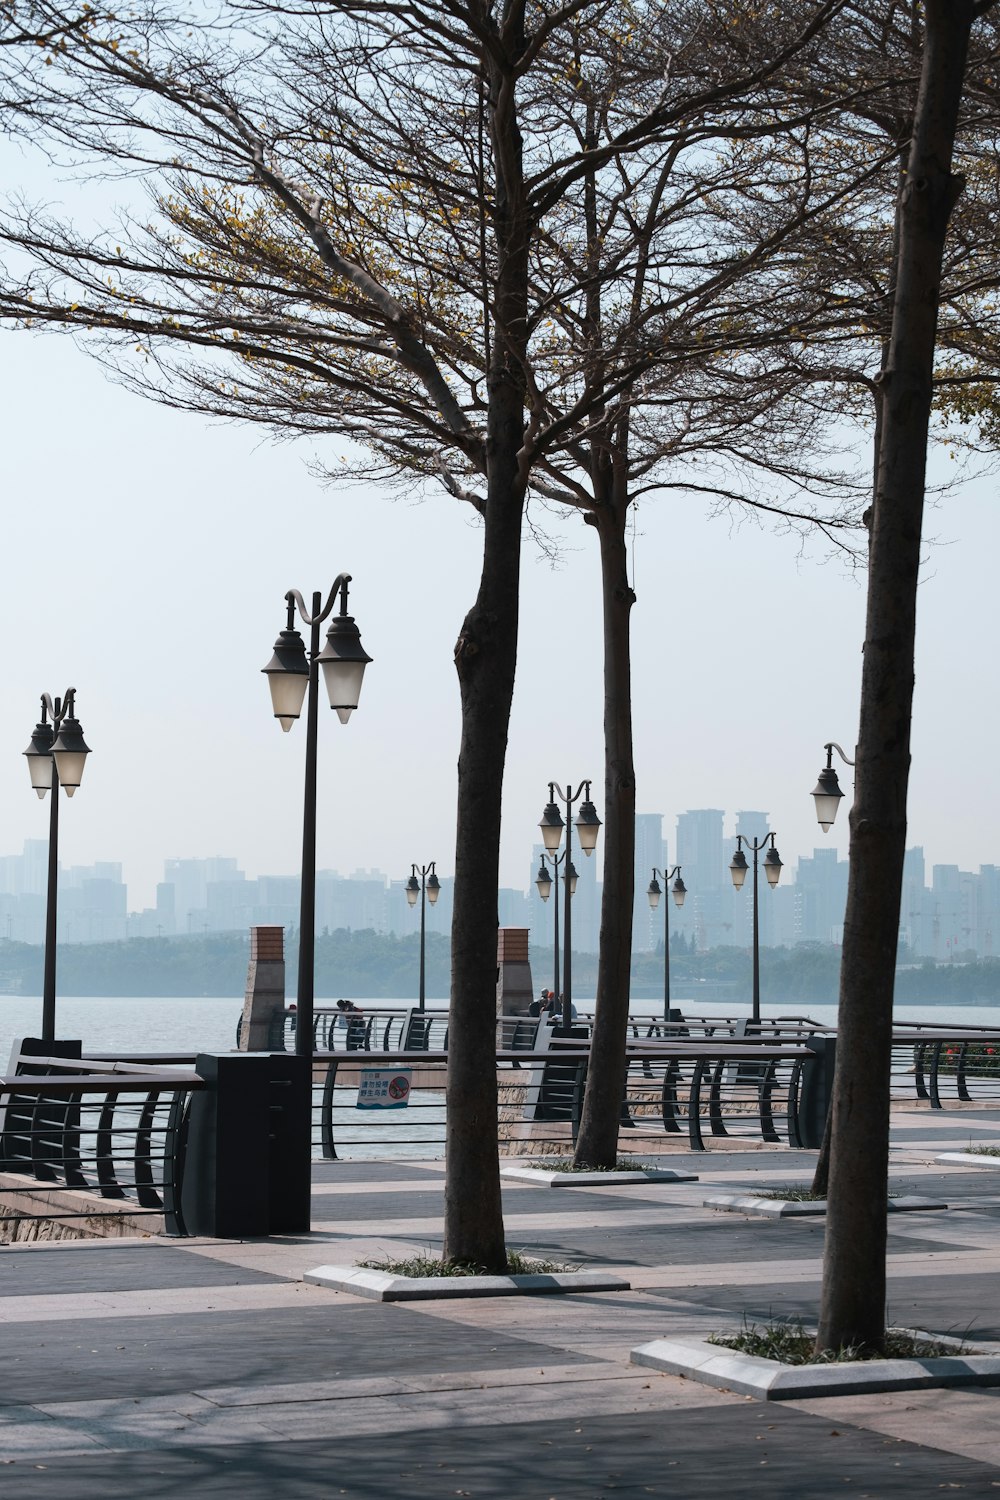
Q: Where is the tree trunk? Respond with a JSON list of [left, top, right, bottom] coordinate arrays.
[[816, 0, 974, 1354], [442, 22, 529, 1270], [573, 493, 636, 1168], [445, 477, 523, 1268]]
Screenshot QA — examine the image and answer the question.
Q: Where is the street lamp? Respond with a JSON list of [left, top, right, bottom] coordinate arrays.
[[23, 689, 92, 1042], [263, 576, 371, 1060], [729, 832, 782, 1025], [647, 865, 687, 1023], [538, 781, 600, 1029], [812, 741, 855, 831], [406, 862, 440, 1013], [535, 851, 577, 1012]]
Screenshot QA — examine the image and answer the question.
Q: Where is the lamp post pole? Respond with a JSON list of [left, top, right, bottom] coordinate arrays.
[[647, 865, 686, 1023], [729, 833, 782, 1025], [406, 862, 440, 1013], [24, 690, 92, 1044], [263, 577, 371, 1062], [539, 781, 601, 1030], [535, 851, 577, 1011]]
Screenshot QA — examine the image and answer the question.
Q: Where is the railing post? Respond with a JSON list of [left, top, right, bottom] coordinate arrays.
[[796, 1035, 836, 1149]]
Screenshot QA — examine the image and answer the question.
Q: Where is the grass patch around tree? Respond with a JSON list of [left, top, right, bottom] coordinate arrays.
[[709, 1317, 977, 1364], [533, 1156, 647, 1173], [965, 1144, 1000, 1156], [749, 1186, 825, 1202], [358, 1249, 577, 1277]]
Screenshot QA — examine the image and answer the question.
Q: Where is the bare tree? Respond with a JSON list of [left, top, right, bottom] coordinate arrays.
[[814, 0, 999, 1356], [1, 0, 881, 1213]]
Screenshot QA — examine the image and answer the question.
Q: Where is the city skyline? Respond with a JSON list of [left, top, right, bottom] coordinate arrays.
[[3, 812, 997, 963]]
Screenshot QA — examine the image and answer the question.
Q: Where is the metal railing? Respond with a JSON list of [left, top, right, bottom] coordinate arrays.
[[0, 1052, 201, 1238], [309, 1036, 826, 1160]]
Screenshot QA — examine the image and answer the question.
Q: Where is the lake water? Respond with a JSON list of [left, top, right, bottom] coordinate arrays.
[[3, 993, 1000, 1066]]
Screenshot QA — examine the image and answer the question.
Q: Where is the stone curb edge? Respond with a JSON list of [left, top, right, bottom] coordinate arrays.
[[501, 1167, 699, 1187], [304, 1264, 631, 1301], [630, 1336, 1000, 1401], [936, 1151, 1000, 1168], [703, 1193, 946, 1217]]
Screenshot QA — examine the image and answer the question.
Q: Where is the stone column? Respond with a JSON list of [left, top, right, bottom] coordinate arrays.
[[495, 928, 534, 1017], [239, 926, 286, 1051]]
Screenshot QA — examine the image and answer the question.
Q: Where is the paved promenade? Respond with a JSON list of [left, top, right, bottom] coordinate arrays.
[[2, 1103, 1000, 1497]]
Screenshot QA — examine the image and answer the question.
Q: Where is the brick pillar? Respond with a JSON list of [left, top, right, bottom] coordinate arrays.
[[239, 927, 286, 1050], [496, 927, 534, 1017]]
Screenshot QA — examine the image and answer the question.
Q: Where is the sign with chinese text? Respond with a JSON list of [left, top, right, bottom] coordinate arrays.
[[357, 1069, 412, 1109]]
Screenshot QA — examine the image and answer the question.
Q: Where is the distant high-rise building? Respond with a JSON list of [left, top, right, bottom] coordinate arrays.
[[675, 809, 726, 950]]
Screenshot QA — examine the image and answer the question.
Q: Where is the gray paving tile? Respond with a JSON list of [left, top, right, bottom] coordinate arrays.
[[3, 1404, 1000, 1497], [0, 1300, 598, 1406], [0, 1244, 285, 1297]]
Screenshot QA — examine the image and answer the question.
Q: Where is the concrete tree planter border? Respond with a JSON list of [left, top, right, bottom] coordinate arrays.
[[703, 1193, 946, 1218], [936, 1151, 1000, 1168], [501, 1165, 698, 1188], [304, 1263, 630, 1301], [631, 1330, 1000, 1401]]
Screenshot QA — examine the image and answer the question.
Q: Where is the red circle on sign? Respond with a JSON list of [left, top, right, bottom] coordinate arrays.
[[388, 1075, 410, 1100]]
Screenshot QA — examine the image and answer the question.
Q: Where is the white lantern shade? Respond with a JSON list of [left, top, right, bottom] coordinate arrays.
[[575, 797, 601, 855], [812, 766, 845, 831], [50, 712, 90, 796], [321, 657, 368, 723], [539, 803, 564, 853], [317, 612, 372, 723], [267, 669, 309, 729], [262, 627, 309, 729]]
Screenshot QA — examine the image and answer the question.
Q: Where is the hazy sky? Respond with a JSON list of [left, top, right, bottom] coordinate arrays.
[[2, 153, 998, 913]]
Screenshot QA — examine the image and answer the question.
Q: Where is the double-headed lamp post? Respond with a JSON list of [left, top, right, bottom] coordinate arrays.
[[534, 851, 578, 1011], [538, 781, 601, 1030], [406, 862, 440, 1014], [811, 741, 855, 831], [263, 576, 371, 1061], [647, 865, 687, 1023], [729, 832, 782, 1026], [23, 689, 92, 1043]]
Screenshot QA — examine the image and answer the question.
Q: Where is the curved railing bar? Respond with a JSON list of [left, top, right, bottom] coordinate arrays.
[[758, 1060, 781, 1143], [708, 1059, 729, 1137], [95, 1093, 128, 1199], [688, 1059, 707, 1150], [161, 1089, 191, 1236], [913, 1042, 930, 1100], [660, 1059, 682, 1133], [28, 1094, 58, 1183], [929, 1040, 944, 1109], [62, 1090, 87, 1188], [321, 1059, 340, 1159], [133, 1091, 164, 1209], [786, 1056, 805, 1148], [956, 1042, 972, 1102]]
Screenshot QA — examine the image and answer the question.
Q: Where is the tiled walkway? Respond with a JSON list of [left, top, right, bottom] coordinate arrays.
[[2, 1105, 1000, 1496]]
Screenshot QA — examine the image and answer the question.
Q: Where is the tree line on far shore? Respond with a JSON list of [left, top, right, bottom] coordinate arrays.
[[1, 931, 998, 1006]]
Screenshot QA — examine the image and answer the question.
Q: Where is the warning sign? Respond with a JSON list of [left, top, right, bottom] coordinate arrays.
[[357, 1068, 412, 1109]]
